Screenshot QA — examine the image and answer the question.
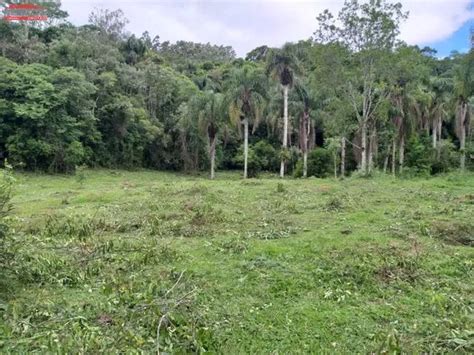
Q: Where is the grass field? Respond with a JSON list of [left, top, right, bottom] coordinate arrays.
[[1, 170, 473, 353]]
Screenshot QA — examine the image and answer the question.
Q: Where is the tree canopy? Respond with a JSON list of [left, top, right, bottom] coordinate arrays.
[[0, 0, 472, 176]]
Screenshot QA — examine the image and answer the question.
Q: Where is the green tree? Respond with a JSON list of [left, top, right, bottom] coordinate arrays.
[[452, 51, 474, 170], [226, 65, 267, 178], [314, 0, 408, 175], [1, 64, 97, 172], [198, 92, 227, 179], [266, 43, 300, 177]]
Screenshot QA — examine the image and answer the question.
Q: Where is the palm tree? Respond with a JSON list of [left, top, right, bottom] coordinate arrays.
[[226, 65, 267, 178], [453, 52, 473, 170], [404, 83, 432, 172], [198, 91, 226, 179], [392, 84, 415, 175], [293, 82, 311, 178], [429, 76, 451, 151], [266, 43, 300, 178]]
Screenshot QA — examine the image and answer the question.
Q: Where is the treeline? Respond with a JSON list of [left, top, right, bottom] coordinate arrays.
[[0, 1, 472, 177]]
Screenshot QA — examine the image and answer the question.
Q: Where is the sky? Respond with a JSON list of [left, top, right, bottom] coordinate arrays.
[[61, 0, 474, 58]]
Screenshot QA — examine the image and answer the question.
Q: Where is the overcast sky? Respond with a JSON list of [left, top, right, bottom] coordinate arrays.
[[61, 0, 474, 57]]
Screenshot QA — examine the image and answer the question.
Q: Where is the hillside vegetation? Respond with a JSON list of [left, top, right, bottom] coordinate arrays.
[[0, 1, 473, 178]]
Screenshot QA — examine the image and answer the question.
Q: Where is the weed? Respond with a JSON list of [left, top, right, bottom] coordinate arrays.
[[324, 196, 345, 212], [75, 165, 87, 186], [429, 221, 473, 246], [375, 243, 423, 283], [276, 182, 286, 193], [216, 237, 249, 255], [43, 214, 94, 241], [247, 227, 296, 240]]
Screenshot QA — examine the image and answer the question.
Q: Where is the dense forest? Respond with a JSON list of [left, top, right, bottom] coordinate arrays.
[[0, 0, 473, 178]]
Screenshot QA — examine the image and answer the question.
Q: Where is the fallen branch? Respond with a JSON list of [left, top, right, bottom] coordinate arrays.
[[156, 271, 196, 355]]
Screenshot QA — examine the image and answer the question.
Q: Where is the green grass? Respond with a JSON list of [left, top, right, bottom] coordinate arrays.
[[1, 169, 473, 353]]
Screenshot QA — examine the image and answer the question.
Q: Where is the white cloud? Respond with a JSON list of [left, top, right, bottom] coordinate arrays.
[[61, 0, 474, 56], [399, 0, 474, 44]]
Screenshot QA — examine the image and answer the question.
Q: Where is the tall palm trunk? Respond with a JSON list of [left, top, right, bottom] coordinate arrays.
[[460, 127, 466, 171], [209, 135, 217, 180], [243, 117, 249, 179], [280, 85, 289, 178], [309, 121, 316, 150], [288, 117, 292, 147], [391, 138, 397, 176], [399, 135, 405, 174], [303, 152, 308, 178], [341, 137, 346, 178], [459, 102, 468, 171], [383, 142, 390, 174], [302, 111, 310, 178], [437, 118, 442, 160], [432, 122, 437, 149], [383, 155, 389, 174], [438, 118, 442, 142], [360, 119, 368, 175]]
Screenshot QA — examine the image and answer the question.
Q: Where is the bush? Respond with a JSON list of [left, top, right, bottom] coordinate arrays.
[[285, 146, 301, 175], [253, 141, 279, 171], [0, 165, 14, 263], [294, 148, 333, 178], [233, 140, 279, 177], [405, 135, 459, 176], [466, 140, 474, 171], [430, 140, 459, 175], [404, 135, 432, 176]]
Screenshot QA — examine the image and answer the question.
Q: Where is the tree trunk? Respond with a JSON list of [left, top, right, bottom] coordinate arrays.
[[368, 128, 376, 174], [391, 138, 397, 176], [360, 120, 367, 175], [432, 124, 437, 149], [460, 128, 466, 171], [399, 135, 405, 174], [303, 151, 308, 178], [302, 111, 309, 178], [288, 116, 292, 147], [368, 145, 373, 174], [334, 152, 338, 179], [341, 137, 346, 178], [437, 118, 442, 160], [309, 121, 316, 150], [460, 103, 467, 171], [243, 117, 249, 179], [280, 85, 289, 178], [209, 136, 217, 180], [438, 118, 442, 142]]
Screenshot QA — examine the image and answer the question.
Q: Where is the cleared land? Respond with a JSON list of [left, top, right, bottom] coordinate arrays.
[[1, 170, 473, 353]]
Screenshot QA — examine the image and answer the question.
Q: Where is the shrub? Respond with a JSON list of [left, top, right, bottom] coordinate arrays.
[[465, 140, 474, 171], [233, 145, 260, 177], [233, 140, 279, 177], [0, 165, 14, 265], [404, 135, 433, 176], [431, 140, 459, 175], [253, 140, 279, 171], [294, 147, 333, 178], [405, 135, 460, 176]]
